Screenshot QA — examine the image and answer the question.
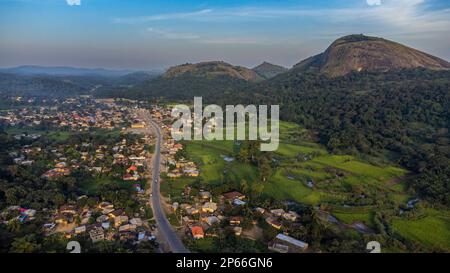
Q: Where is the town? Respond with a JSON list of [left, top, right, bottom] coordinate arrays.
[[0, 96, 308, 253]]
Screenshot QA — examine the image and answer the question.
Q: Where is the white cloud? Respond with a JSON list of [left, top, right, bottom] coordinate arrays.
[[147, 28, 199, 40], [367, 0, 382, 6], [66, 0, 81, 6], [115, 9, 212, 24], [116, 1, 450, 46]]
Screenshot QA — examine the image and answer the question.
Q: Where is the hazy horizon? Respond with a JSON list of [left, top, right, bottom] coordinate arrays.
[[1, 0, 450, 70]]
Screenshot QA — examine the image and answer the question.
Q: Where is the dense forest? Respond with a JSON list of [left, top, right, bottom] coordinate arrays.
[[0, 72, 155, 98], [94, 73, 252, 101]]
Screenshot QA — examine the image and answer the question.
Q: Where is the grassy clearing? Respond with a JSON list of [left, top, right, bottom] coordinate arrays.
[[263, 169, 326, 204], [6, 127, 73, 141], [312, 155, 406, 180], [178, 121, 408, 207], [391, 209, 450, 250], [333, 211, 374, 227], [276, 143, 326, 157], [79, 176, 129, 195]]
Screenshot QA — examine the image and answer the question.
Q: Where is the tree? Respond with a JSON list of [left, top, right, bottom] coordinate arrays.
[[9, 235, 40, 253]]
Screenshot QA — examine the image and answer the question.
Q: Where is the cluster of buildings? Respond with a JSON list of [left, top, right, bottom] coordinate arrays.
[[0, 97, 134, 131], [48, 201, 154, 244], [166, 156, 199, 178], [148, 108, 200, 179], [171, 190, 247, 240], [0, 206, 37, 224], [169, 184, 309, 253]]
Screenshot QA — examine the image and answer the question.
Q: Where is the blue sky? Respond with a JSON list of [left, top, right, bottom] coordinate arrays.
[[1, 0, 450, 69]]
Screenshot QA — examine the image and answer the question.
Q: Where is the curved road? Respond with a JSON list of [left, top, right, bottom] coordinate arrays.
[[146, 116, 189, 253]]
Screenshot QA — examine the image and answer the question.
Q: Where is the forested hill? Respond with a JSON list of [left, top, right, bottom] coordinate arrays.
[[0, 71, 156, 97], [0, 72, 90, 97], [252, 62, 288, 79], [94, 73, 253, 101]]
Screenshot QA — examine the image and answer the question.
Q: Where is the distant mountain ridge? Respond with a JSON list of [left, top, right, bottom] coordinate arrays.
[[294, 34, 450, 77], [252, 62, 288, 79], [163, 61, 264, 82], [0, 65, 149, 77]]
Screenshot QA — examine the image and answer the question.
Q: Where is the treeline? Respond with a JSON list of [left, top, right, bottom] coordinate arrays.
[[94, 74, 251, 101], [0, 72, 155, 98]]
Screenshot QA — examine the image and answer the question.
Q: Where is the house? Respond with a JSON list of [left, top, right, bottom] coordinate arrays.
[[89, 227, 105, 243], [202, 216, 220, 226], [60, 205, 77, 215], [96, 215, 109, 223], [233, 199, 246, 206], [270, 209, 285, 217], [108, 209, 124, 219], [222, 191, 245, 202], [102, 222, 110, 230], [180, 203, 192, 210], [266, 217, 282, 230], [268, 243, 289, 253], [229, 216, 243, 226], [127, 165, 138, 173], [119, 224, 137, 232], [282, 211, 299, 222], [102, 208, 115, 215], [172, 202, 179, 212], [98, 202, 114, 210], [232, 226, 243, 236], [74, 225, 86, 234], [130, 218, 143, 226], [131, 122, 145, 129], [137, 231, 146, 241], [22, 209, 36, 217], [199, 191, 211, 200], [123, 173, 139, 181], [269, 234, 308, 253], [190, 226, 204, 239], [186, 207, 199, 215], [167, 171, 182, 178], [201, 202, 218, 213], [255, 207, 266, 214], [114, 215, 129, 227]]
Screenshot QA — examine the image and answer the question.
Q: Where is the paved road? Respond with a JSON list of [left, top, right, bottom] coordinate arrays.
[[144, 112, 189, 253]]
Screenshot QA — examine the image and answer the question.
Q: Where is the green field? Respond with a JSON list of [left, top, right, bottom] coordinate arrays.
[[5, 127, 73, 141], [169, 121, 410, 206], [333, 210, 374, 227], [392, 209, 450, 251], [5, 127, 122, 142], [79, 176, 132, 195]]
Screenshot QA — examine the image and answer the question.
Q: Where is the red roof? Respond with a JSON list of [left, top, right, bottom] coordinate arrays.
[[222, 191, 245, 200], [191, 226, 204, 237]]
